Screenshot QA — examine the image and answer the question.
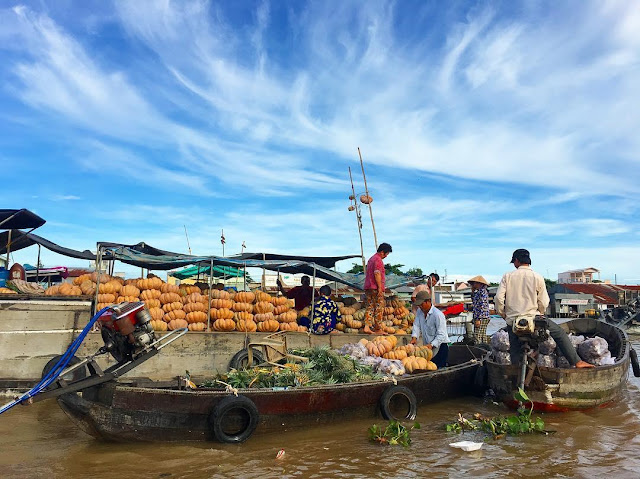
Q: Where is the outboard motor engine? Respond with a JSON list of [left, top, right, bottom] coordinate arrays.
[[98, 302, 156, 362]]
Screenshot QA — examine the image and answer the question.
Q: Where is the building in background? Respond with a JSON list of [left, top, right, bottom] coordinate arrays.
[[558, 267, 600, 284]]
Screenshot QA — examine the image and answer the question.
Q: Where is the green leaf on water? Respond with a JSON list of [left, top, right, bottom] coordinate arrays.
[[514, 387, 530, 403]]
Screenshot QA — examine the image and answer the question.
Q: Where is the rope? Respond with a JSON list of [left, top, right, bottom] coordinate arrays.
[[215, 380, 239, 396], [0, 307, 110, 415]]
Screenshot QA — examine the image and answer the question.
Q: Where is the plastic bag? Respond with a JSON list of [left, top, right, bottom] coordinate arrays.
[[593, 351, 615, 366], [492, 350, 511, 364], [568, 334, 585, 348], [538, 332, 557, 355], [337, 342, 368, 359], [536, 353, 557, 368], [578, 336, 609, 362], [491, 330, 510, 352], [556, 355, 571, 368]]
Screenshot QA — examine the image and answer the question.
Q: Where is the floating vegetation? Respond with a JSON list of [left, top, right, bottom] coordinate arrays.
[[368, 420, 421, 447]]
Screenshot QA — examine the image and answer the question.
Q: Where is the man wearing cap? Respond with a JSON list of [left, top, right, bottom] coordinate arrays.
[[410, 290, 450, 368], [495, 249, 593, 368], [469, 275, 491, 343]]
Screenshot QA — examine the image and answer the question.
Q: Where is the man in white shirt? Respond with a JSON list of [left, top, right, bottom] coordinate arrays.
[[410, 290, 449, 368], [495, 249, 593, 368]]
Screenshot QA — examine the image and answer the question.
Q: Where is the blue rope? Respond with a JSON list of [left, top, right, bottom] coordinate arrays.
[[0, 307, 109, 415]]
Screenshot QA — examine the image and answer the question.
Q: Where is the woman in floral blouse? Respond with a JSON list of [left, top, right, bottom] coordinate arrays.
[[469, 275, 491, 344], [310, 285, 341, 335]]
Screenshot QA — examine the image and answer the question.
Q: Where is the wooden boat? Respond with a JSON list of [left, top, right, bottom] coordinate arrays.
[[485, 318, 634, 412], [57, 344, 488, 443]]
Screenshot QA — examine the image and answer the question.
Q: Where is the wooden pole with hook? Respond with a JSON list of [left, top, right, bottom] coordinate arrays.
[[358, 147, 378, 250], [348, 167, 366, 271]]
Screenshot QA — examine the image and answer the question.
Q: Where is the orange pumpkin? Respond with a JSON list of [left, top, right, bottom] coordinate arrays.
[[278, 311, 297, 323], [91, 272, 111, 283], [159, 292, 182, 304], [98, 282, 116, 294], [234, 291, 255, 303], [160, 283, 180, 294], [184, 292, 205, 304], [97, 293, 116, 304], [273, 304, 290, 315], [45, 285, 60, 295], [213, 318, 236, 331], [144, 298, 161, 309], [150, 319, 168, 332], [120, 285, 140, 297], [234, 311, 254, 322], [255, 291, 272, 302], [145, 307, 162, 321], [254, 312, 275, 322], [211, 289, 231, 300], [233, 302, 254, 313], [210, 308, 234, 320], [188, 322, 207, 332], [183, 302, 207, 313], [186, 311, 207, 324], [257, 319, 279, 332], [140, 289, 161, 300], [80, 280, 96, 295], [297, 326, 308, 332], [254, 301, 275, 314], [73, 273, 93, 285], [271, 296, 288, 306], [279, 322, 298, 332], [236, 319, 257, 332], [164, 309, 186, 322], [162, 301, 184, 313], [116, 295, 139, 303], [96, 302, 111, 310], [210, 298, 233, 309], [167, 318, 188, 330]]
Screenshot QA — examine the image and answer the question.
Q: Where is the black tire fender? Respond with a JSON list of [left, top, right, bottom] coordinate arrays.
[[630, 348, 640, 378], [209, 395, 259, 443], [473, 364, 488, 397], [229, 348, 265, 370], [41, 355, 87, 388], [379, 385, 418, 421]]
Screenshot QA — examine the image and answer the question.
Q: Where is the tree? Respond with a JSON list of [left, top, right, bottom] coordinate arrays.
[[544, 278, 557, 288], [347, 263, 364, 274], [406, 267, 423, 277], [385, 263, 405, 275]]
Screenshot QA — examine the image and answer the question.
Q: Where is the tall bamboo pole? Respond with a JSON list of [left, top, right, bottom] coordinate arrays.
[[358, 147, 378, 250], [349, 167, 366, 271]]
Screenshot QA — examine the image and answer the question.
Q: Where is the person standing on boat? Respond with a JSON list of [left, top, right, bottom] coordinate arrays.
[[277, 275, 315, 311], [495, 249, 593, 368], [364, 243, 393, 334], [469, 275, 491, 344], [310, 285, 341, 334], [410, 290, 449, 368], [411, 273, 440, 312]]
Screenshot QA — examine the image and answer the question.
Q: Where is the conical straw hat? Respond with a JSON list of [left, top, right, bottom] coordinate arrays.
[[468, 275, 489, 286]]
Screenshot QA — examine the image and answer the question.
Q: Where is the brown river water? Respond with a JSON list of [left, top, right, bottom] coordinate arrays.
[[2, 339, 640, 478]]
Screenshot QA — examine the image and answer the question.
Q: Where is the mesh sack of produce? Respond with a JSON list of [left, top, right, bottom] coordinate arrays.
[[490, 330, 510, 352], [492, 350, 511, 364], [361, 355, 383, 368], [375, 358, 405, 376], [538, 332, 556, 355], [593, 351, 616, 366], [536, 353, 557, 368], [578, 336, 609, 363], [568, 334, 586, 348], [337, 342, 368, 359], [556, 355, 571, 368]]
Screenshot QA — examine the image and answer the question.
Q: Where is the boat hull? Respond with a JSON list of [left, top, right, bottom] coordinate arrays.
[[58, 345, 487, 442], [486, 319, 630, 411]]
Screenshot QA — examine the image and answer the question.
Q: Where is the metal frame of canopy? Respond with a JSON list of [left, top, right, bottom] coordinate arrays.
[[0, 209, 46, 279]]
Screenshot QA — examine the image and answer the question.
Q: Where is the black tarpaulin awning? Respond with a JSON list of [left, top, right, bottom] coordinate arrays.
[[227, 252, 361, 268], [0, 230, 97, 260], [0, 209, 46, 230]]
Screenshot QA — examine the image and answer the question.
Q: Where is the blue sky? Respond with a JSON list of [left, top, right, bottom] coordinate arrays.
[[1, 0, 639, 283]]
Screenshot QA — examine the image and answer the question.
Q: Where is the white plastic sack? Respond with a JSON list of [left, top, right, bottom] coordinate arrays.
[[491, 330, 510, 352], [492, 350, 511, 365], [578, 336, 609, 362], [537, 353, 557, 368], [538, 332, 557, 355], [568, 334, 585, 348]]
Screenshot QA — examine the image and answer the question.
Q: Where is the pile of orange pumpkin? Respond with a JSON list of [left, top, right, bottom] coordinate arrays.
[[334, 296, 414, 335], [357, 337, 437, 373]]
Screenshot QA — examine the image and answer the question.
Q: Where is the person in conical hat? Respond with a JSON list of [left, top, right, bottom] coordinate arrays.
[[468, 275, 491, 343]]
